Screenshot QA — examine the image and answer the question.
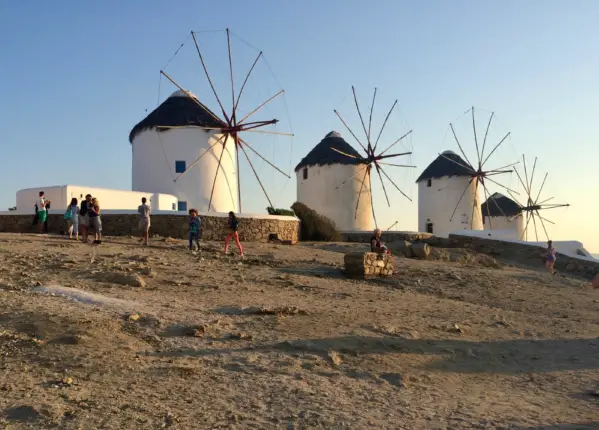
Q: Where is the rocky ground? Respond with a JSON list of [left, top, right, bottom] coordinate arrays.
[[0, 233, 598, 429]]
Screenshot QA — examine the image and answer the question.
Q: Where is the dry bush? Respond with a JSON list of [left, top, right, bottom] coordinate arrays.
[[291, 202, 341, 241]]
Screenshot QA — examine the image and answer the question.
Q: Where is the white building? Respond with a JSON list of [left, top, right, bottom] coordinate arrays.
[[15, 185, 177, 215], [295, 131, 373, 231], [417, 150, 482, 237], [481, 192, 524, 239], [129, 90, 238, 213]]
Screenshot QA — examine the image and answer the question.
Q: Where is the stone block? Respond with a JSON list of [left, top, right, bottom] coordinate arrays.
[[344, 252, 394, 278], [389, 240, 413, 258], [412, 243, 431, 259]]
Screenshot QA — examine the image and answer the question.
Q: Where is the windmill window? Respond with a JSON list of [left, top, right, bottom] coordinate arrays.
[[427, 179, 432, 187], [178, 201, 187, 212], [303, 168, 308, 180], [172, 203, 176, 210], [175, 161, 186, 174]]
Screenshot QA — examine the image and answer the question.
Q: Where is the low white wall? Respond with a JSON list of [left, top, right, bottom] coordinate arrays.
[[36, 209, 299, 222], [14, 185, 178, 214]]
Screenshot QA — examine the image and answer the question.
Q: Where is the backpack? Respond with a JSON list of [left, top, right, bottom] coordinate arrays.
[[64, 208, 72, 220]]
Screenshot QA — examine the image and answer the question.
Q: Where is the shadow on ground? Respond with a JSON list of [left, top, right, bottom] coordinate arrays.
[[152, 335, 599, 374], [511, 423, 599, 430]]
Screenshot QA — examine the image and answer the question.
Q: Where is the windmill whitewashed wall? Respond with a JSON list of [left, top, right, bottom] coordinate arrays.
[[295, 131, 374, 231], [417, 150, 483, 237], [130, 90, 238, 213], [482, 192, 525, 239]]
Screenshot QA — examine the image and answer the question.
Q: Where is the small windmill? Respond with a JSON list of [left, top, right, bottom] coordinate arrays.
[[442, 107, 520, 230], [331, 86, 416, 228], [506, 155, 570, 241], [156, 29, 293, 212]]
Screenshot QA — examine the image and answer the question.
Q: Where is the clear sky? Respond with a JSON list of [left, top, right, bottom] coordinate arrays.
[[1, 1, 598, 252]]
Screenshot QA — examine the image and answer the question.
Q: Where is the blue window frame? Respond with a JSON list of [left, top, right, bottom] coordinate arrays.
[[175, 160, 186, 173], [178, 201, 187, 212]]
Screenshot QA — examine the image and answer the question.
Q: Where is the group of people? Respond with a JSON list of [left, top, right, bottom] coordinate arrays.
[[34, 191, 101, 243], [186, 209, 243, 257], [135, 199, 242, 257], [62, 193, 102, 244]]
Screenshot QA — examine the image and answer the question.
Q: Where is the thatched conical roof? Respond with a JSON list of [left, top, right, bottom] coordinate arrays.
[[481, 192, 522, 218], [295, 131, 363, 172], [129, 90, 223, 143], [416, 150, 475, 183]]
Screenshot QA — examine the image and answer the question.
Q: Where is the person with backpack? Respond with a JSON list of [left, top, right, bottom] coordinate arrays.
[[65, 198, 79, 240]]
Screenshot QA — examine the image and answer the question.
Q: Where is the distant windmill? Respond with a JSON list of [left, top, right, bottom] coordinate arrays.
[[331, 86, 416, 228], [441, 107, 520, 230], [506, 155, 570, 241]]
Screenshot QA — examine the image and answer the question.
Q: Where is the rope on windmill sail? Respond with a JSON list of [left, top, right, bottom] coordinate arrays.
[[230, 30, 296, 205], [231, 29, 295, 179], [161, 32, 194, 71], [156, 130, 176, 182]]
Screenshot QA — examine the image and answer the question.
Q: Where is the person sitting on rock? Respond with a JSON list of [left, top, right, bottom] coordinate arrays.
[[370, 229, 389, 254]]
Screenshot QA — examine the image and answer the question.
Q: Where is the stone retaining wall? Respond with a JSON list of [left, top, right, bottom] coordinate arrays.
[[447, 234, 599, 279], [342, 230, 598, 279], [0, 213, 299, 242], [341, 231, 434, 244]]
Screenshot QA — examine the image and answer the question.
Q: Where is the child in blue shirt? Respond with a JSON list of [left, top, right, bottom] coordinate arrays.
[[189, 209, 201, 251]]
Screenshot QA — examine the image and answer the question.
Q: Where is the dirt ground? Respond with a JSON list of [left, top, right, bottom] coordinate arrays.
[[0, 233, 598, 429]]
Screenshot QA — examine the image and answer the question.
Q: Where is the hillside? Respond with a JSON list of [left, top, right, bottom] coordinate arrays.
[[0, 233, 598, 429]]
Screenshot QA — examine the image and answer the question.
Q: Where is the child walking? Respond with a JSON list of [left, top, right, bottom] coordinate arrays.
[[188, 209, 201, 251], [224, 211, 243, 258]]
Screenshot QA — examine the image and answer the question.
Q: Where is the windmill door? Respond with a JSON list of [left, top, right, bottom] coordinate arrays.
[[426, 223, 433, 234]]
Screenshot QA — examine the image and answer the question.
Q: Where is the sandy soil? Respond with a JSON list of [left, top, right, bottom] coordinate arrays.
[[0, 233, 598, 429]]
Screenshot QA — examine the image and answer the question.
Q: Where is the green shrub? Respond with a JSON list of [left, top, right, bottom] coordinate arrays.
[[266, 207, 295, 217], [291, 202, 340, 241]]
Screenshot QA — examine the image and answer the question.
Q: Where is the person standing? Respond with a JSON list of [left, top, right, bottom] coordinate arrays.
[[137, 197, 151, 246], [88, 197, 102, 243], [188, 208, 201, 251], [224, 211, 243, 258], [79, 194, 92, 243], [43, 200, 52, 233], [36, 191, 49, 234], [65, 198, 80, 240], [545, 240, 557, 275]]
